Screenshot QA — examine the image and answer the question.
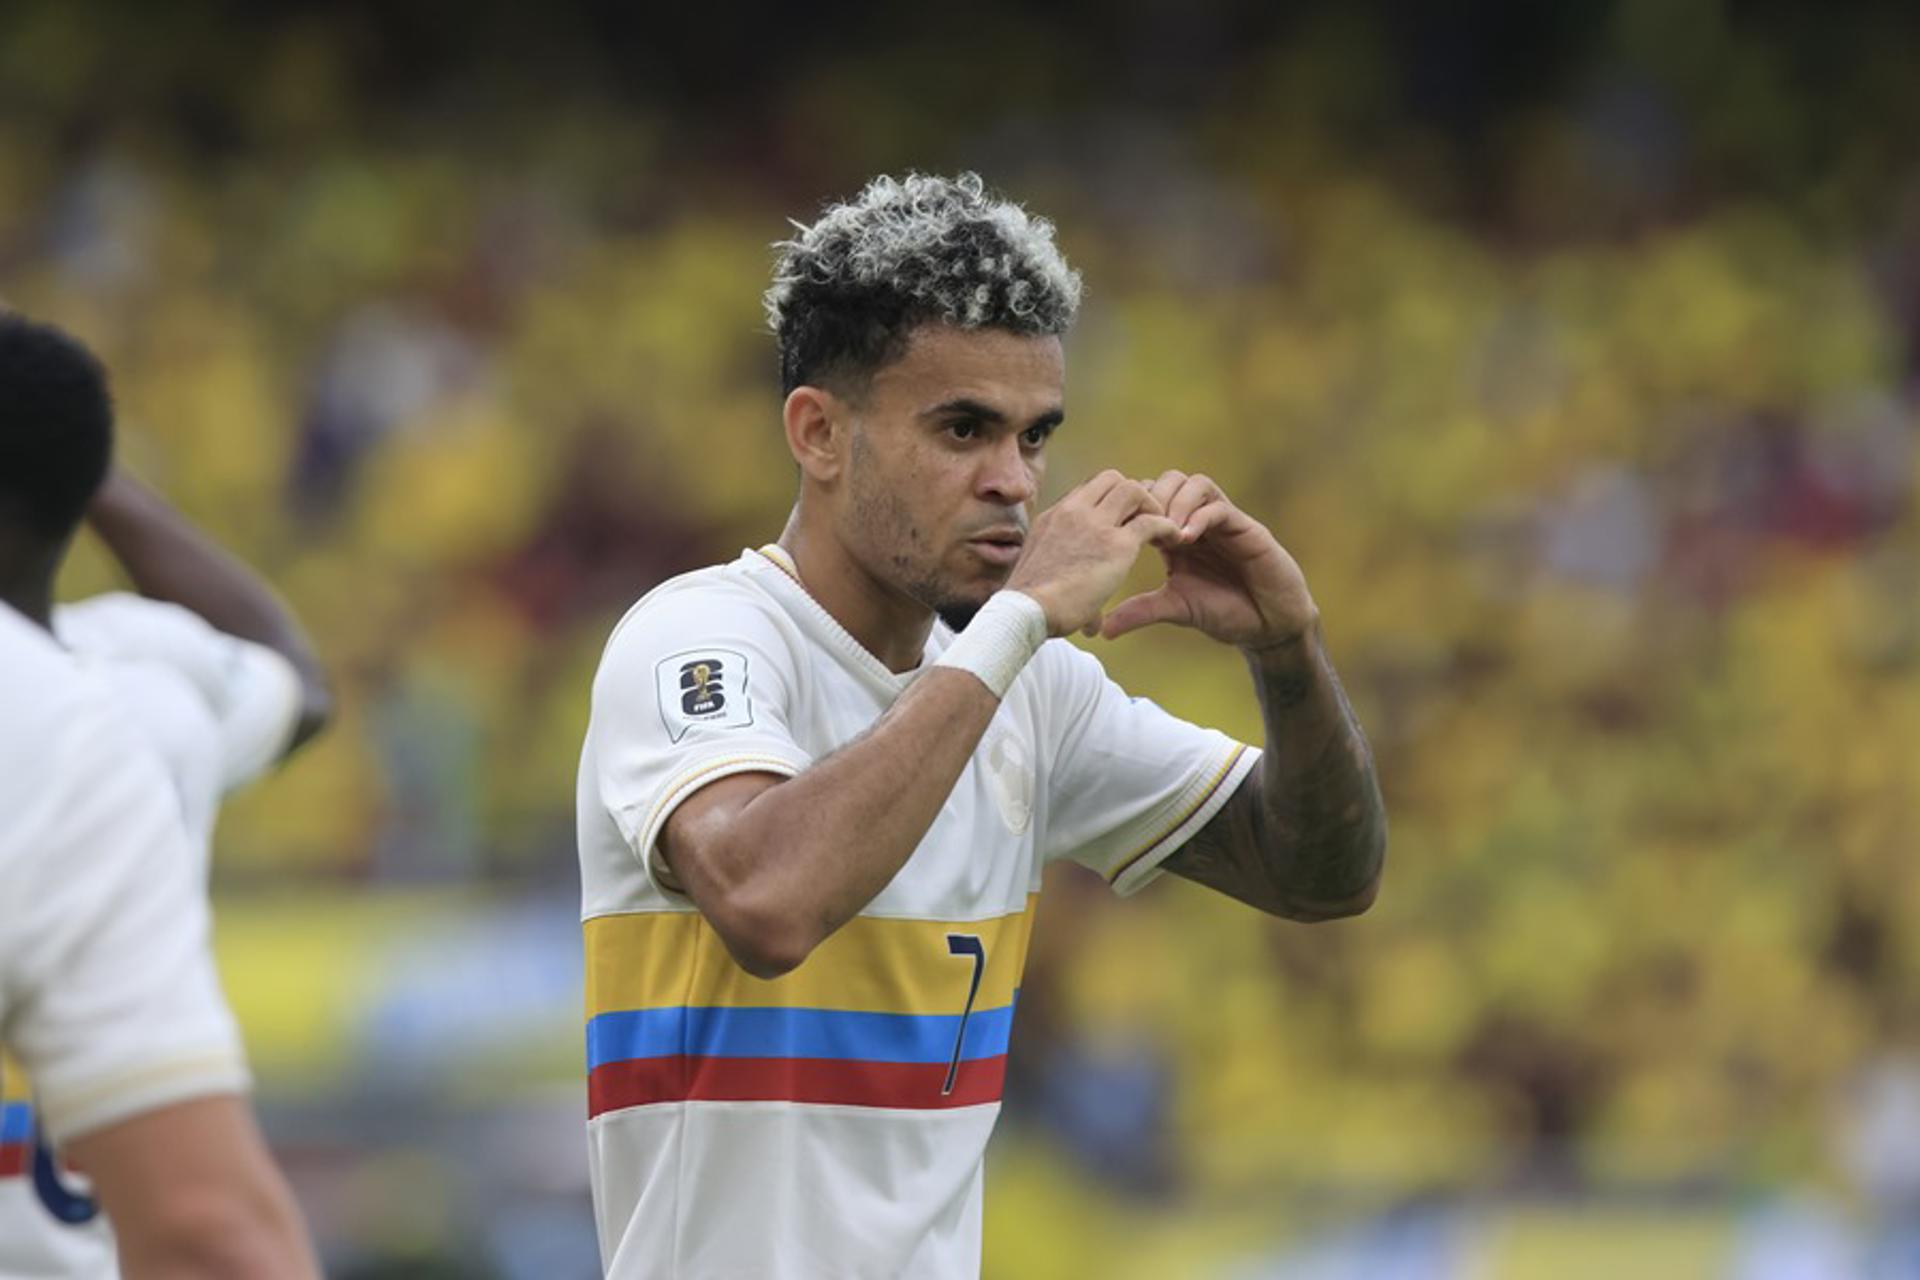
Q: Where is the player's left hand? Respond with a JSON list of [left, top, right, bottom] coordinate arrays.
[[1099, 471, 1318, 651]]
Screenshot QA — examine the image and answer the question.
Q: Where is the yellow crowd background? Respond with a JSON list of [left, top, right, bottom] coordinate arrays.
[[3, 2, 1916, 1274]]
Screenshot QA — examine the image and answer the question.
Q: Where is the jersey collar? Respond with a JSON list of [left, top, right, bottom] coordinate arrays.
[[749, 545, 943, 694]]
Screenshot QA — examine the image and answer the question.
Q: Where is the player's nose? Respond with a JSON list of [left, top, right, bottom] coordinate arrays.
[[977, 436, 1037, 506]]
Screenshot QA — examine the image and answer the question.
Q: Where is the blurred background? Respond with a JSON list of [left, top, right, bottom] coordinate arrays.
[[5, 0, 1918, 1274]]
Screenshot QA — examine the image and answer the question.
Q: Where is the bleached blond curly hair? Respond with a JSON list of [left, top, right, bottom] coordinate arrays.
[[764, 172, 1083, 395]]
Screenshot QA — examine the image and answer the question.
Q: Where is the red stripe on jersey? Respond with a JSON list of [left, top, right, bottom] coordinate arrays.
[[0, 1142, 25, 1178], [588, 1053, 1008, 1116]]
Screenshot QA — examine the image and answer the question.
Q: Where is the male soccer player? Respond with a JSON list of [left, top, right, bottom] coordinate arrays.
[[0, 312, 322, 1278], [576, 173, 1387, 1278]]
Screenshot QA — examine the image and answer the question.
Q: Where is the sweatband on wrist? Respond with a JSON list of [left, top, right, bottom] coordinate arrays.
[[933, 591, 1048, 699]]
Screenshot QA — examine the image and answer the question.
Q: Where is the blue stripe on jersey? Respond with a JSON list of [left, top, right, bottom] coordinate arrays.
[[0, 1102, 31, 1143], [586, 1003, 1016, 1071]]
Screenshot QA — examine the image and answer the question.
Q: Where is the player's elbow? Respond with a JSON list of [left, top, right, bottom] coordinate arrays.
[[1283, 876, 1379, 922], [1346, 869, 1383, 916], [286, 670, 334, 757], [1273, 829, 1385, 922], [704, 885, 820, 979], [714, 912, 815, 980], [728, 940, 811, 981]]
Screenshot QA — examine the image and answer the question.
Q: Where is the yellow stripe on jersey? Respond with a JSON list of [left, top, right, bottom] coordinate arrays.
[[1, 1051, 28, 1102], [586, 896, 1037, 1019]]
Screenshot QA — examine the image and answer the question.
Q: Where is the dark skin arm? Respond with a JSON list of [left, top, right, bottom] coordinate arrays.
[[85, 469, 332, 756], [1101, 471, 1386, 920], [1164, 626, 1385, 919]]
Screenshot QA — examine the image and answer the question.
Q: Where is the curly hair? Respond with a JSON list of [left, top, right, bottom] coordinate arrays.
[[765, 172, 1083, 396], [0, 312, 112, 541]]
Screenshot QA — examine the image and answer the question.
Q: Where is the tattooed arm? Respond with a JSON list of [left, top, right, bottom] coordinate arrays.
[[1164, 623, 1385, 919], [1099, 470, 1386, 920]]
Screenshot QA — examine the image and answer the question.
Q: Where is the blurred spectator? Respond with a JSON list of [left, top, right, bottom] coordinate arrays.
[[291, 302, 484, 521]]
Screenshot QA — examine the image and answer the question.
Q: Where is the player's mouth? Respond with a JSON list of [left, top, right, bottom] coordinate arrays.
[[966, 529, 1025, 568]]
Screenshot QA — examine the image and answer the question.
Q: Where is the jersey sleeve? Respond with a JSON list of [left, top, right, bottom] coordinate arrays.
[[0, 700, 249, 1146], [55, 593, 304, 790], [587, 585, 814, 893], [1034, 642, 1261, 895]]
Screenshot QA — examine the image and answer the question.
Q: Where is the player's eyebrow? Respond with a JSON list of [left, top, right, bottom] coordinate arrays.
[[923, 398, 1066, 434]]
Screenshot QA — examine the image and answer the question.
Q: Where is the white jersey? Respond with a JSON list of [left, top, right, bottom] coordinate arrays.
[[55, 593, 305, 852], [576, 547, 1258, 1279], [0, 595, 301, 1279], [0, 604, 252, 1279]]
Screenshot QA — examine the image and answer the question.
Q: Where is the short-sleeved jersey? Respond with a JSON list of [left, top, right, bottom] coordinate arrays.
[[56, 592, 304, 851], [0, 604, 250, 1278], [576, 547, 1258, 1279], [0, 595, 295, 1277]]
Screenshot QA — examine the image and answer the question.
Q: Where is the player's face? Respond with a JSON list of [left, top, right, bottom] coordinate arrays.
[[841, 325, 1064, 627]]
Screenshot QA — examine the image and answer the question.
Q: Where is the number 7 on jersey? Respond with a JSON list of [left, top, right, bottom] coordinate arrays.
[[943, 934, 986, 1096]]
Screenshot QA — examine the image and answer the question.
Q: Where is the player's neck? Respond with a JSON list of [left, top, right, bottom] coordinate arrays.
[[776, 517, 934, 675], [0, 537, 58, 630]]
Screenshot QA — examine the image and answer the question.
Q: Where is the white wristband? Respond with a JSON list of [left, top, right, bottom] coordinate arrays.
[[932, 591, 1048, 699]]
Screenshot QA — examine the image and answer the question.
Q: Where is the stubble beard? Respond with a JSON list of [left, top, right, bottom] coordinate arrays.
[[847, 434, 986, 632]]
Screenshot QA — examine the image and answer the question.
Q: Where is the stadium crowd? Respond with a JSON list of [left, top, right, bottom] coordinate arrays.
[[2, 2, 1914, 1273]]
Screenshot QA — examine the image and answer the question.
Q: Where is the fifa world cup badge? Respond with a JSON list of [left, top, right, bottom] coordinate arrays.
[[655, 648, 753, 742]]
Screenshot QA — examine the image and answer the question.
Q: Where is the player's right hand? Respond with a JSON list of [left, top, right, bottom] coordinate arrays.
[[1007, 470, 1182, 638]]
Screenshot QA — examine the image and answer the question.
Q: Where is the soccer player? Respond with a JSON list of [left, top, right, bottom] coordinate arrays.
[[2, 466, 332, 1277], [575, 173, 1388, 1278], [0, 312, 322, 1279]]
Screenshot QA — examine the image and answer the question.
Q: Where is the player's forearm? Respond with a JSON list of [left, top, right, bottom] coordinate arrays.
[[118, 1185, 318, 1280], [1242, 619, 1386, 917], [76, 1097, 321, 1280], [87, 470, 332, 748], [689, 667, 1001, 976]]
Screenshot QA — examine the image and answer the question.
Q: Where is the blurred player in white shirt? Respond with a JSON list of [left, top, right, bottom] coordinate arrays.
[[59, 464, 332, 850], [0, 311, 324, 1279]]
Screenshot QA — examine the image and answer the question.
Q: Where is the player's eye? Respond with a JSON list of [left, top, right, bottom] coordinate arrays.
[[1021, 425, 1051, 448], [947, 420, 980, 441]]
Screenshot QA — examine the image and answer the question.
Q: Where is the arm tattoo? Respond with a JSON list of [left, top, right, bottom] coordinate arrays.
[[1165, 628, 1387, 920]]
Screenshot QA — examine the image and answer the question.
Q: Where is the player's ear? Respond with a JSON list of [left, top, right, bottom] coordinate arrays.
[[783, 385, 847, 483]]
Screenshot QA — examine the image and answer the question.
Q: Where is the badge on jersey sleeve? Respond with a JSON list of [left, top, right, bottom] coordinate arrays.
[[655, 649, 754, 742]]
